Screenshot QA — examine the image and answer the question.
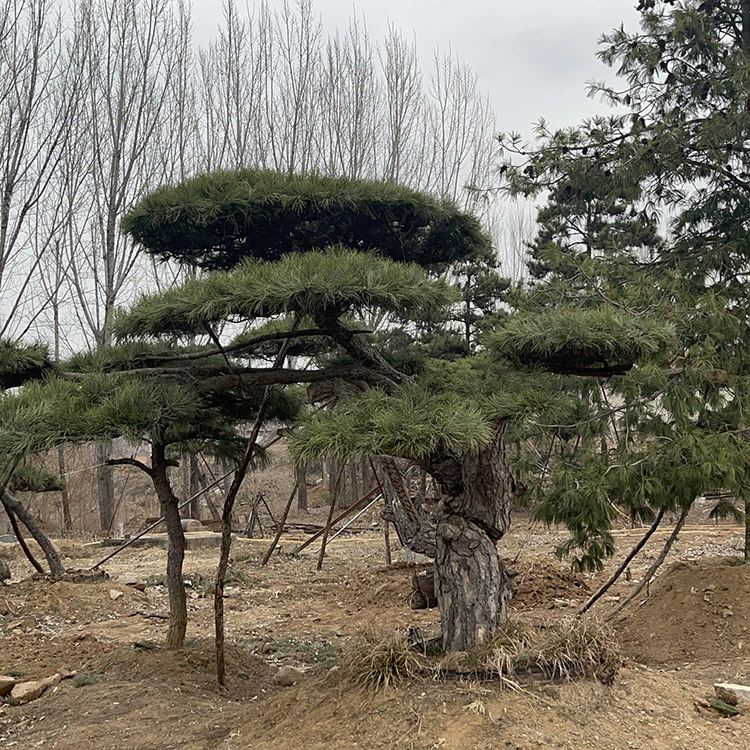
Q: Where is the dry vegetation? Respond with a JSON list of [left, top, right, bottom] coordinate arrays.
[[2, 492, 750, 749]]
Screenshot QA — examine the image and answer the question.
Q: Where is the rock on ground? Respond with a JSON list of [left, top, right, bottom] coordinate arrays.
[[273, 666, 303, 687], [0, 675, 15, 697], [10, 674, 62, 705], [715, 683, 750, 705]]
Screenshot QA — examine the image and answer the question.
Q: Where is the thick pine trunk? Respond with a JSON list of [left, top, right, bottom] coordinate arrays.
[[426, 425, 514, 651], [161, 491, 187, 649], [435, 514, 512, 650]]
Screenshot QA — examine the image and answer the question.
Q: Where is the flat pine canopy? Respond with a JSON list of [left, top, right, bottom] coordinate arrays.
[[114, 248, 457, 340], [0, 341, 52, 390], [488, 307, 675, 377], [121, 169, 491, 270]]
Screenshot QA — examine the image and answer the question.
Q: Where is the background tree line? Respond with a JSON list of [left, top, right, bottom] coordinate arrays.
[[0, 0, 533, 528]]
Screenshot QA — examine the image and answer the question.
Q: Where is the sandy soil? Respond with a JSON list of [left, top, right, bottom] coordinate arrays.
[[1, 514, 749, 749]]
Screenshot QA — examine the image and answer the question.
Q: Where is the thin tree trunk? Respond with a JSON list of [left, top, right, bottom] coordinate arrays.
[[260, 474, 303, 566], [296, 464, 307, 511], [606, 508, 688, 621], [745, 495, 750, 564], [580, 509, 664, 614], [360, 457, 370, 494], [384, 519, 392, 566], [57, 447, 72, 533], [1, 492, 66, 576], [349, 462, 359, 506], [189, 452, 201, 519], [215, 318, 298, 685], [317, 465, 345, 571], [742, 0, 750, 54], [95, 441, 115, 533], [150, 443, 187, 650], [3, 505, 44, 574]]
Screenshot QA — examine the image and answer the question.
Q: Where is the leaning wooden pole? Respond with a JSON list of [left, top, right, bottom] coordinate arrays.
[[291, 486, 379, 555], [580, 509, 664, 615], [259, 475, 303, 567], [316, 465, 345, 571], [606, 508, 688, 621]]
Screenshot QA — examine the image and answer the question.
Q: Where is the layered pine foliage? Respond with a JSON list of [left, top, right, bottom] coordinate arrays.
[[122, 169, 492, 270], [115, 248, 457, 340]]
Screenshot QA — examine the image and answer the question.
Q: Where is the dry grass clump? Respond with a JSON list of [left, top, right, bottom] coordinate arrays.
[[486, 615, 620, 686], [535, 616, 620, 685], [340, 629, 422, 691], [340, 617, 620, 693]]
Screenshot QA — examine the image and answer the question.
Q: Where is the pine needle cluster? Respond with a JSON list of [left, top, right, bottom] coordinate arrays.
[[122, 168, 492, 270]]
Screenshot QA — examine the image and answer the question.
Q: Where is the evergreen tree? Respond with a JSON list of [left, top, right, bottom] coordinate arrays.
[[112, 171, 669, 649], [497, 0, 750, 571]]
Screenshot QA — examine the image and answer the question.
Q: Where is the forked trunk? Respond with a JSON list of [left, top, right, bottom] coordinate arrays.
[[426, 425, 514, 651], [2, 492, 66, 577]]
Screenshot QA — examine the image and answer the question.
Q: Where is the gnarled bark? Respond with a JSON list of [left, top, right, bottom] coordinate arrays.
[[425, 425, 514, 651]]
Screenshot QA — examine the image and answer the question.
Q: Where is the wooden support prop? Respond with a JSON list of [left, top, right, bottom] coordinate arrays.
[[580, 509, 664, 615], [606, 508, 688, 621], [260, 474, 303, 567], [325, 494, 382, 545], [380, 456, 421, 527], [292, 486, 379, 556], [368, 457, 391, 565], [92, 470, 233, 570], [317, 465, 345, 571]]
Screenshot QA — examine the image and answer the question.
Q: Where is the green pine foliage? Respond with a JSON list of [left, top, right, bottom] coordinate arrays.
[[121, 169, 492, 270], [496, 0, 750, 566], [9, 461, 66, 493], [488, 307, 675, 376], [114, 248, 458, 340], [0, 340, 53, 389], [289, 358, 574, 463]]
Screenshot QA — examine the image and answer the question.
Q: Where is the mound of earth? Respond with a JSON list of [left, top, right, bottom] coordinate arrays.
[[510, 559, 590, 609], [616, 558, 750, 666]]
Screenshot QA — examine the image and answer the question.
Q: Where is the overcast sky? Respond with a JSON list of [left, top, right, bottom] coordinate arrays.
[[191, 0, 642, 137]]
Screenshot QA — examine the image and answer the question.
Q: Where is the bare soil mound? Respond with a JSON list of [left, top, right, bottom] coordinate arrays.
[[616, 559, 750, 667], [510, 559, 590, 609]]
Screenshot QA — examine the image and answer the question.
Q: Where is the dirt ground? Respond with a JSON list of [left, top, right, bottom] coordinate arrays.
[[1, 509, 750, 749]]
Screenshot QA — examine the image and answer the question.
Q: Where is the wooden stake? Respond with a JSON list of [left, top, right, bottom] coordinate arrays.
[[317, 465, 345, 571], [606, 508, 688, 621], [580, 509, 664, 615], [260, 475, 303, 567]]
